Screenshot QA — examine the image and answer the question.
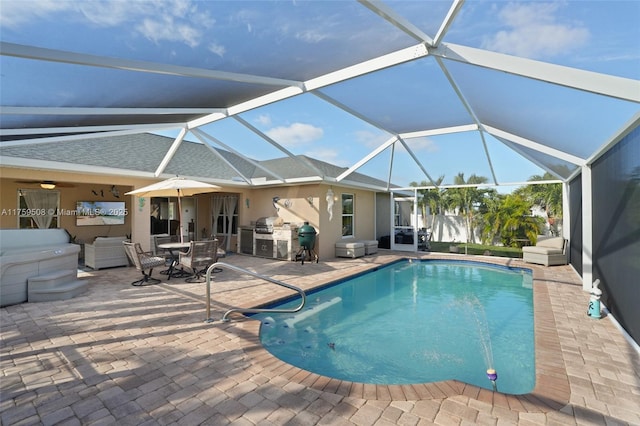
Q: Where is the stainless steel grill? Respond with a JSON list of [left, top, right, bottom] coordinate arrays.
[[255, 216, 283, 234]]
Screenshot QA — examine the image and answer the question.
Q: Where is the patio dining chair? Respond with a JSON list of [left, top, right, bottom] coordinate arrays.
[[178, 240, 217, 283], [123, 241, 167, 286], [211, 235, 227, 259]]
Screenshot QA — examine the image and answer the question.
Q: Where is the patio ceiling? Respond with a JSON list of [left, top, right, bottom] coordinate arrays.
[[1, 0, 639, 191]]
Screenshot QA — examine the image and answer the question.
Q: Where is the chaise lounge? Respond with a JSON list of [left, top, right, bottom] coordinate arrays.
[[522, 236, 568, 266]]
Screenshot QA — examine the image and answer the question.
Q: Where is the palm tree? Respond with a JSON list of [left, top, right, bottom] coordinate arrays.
[[410, 175, 444, 239], [482, 194, 544, 247], [443, 173, 489, 246], [514, 172, 562, 235]]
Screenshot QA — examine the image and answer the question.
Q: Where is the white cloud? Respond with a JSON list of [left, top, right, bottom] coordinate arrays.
[[137, 16, 202, 48], [295, 29, 330, 43], [266, 123, 324, 147], [208, 42, 226, 58], [0, 0, 71, 28], [482, 3, 590, 59], [1, 0, 215, 48], [354, 130, 391, 149], [305, 147, 345, 166], [255, 114, 272, 126], [405, 137, 438, 153]]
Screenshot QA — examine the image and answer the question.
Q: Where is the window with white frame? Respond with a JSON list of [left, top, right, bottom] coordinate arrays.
[[17, 189, 60, 229], [341, 193, 354, 237]]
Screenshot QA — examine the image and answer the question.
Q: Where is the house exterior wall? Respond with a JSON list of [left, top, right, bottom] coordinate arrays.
[[239, 184, 377, 260], [1, 168, 382, 262], [1, 168, 134, 246]]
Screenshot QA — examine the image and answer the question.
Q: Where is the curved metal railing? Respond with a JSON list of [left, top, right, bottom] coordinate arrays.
[[204, 261, 306, 322]]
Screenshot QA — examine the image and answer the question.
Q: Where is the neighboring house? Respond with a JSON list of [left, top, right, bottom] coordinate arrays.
[[0, 133, 398, 260]]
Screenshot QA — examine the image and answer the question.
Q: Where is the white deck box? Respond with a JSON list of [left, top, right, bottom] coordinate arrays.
[[335, 241, 365, 258]]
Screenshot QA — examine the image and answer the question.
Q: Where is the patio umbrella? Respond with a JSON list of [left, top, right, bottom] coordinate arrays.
[[125, 176, 221, 242]]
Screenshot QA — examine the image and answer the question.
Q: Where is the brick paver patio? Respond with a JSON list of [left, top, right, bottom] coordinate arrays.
[[1, 251, 639, 425]]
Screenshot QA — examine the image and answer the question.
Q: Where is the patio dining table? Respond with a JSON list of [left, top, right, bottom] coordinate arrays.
[[158, 242, 192, 279]]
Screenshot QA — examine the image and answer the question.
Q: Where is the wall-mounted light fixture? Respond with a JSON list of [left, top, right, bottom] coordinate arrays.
[[40, 181, 56, 190]]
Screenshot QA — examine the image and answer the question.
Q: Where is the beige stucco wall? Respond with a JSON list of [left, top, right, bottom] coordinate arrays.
[[1, 167, 383, 261], [1, 169, 135, 246]]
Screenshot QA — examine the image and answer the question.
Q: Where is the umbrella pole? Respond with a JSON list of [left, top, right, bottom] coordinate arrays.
[[177, 190, 184, 243]]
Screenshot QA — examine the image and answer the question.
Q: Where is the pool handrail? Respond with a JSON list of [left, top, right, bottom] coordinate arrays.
[[204, 261, 306, 322]]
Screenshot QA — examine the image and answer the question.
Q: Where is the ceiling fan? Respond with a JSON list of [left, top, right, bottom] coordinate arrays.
[[14, 180, 75, 189]]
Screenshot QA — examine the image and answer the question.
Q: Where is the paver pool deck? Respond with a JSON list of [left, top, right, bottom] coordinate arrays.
[[1, 251, 639, 425]]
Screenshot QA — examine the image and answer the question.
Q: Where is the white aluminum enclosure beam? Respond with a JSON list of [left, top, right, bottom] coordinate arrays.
[[191, 43, 432, 130], [400, 124, 478, 139], [585, 111, 640, 166], [191, 128, 286, 183], [190, 131, 254, 185], [433, 42, 640, 103], [0, 42, 300, 88], [396, 136, 441, 187], [498, 139, 572, 182], [0, 122, 184, 141], [312, 91, 393, 134], [386, 142, 396, 191], [485, 125, 586, 166], [189, 86, 303, 129], [433, 0, 465, 47], [435, 55, 498, 184], [582, 165, 594, 292], [336, 136, 398, 182], [1, 106, 222, 116], [154, 128, 187, 177], [305, 43, 429, 91]]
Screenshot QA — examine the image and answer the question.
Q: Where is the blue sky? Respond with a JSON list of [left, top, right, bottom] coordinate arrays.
[[1, 1, 638, 191]]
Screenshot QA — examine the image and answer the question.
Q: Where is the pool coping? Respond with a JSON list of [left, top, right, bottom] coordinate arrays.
[[230, 254, 570, 412]]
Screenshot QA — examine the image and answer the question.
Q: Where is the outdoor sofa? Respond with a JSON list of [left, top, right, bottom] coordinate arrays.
[[84, 236, 130, 270], [522, 236, 568, 266]]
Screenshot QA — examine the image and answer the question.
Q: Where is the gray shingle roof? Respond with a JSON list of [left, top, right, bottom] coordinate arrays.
[[1, 133, 390, 188]]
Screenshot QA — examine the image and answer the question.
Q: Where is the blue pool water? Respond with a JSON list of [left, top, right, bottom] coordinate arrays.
[[255, 259, 535, 394]]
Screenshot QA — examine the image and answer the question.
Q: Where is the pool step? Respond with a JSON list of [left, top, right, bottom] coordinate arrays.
[[28, 269, 87, 303]]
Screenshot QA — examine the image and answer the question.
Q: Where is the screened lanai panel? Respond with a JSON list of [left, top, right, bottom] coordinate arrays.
[[318, 57, 474, 135], [1, 114, 195, 134], [0, 1, 418, 81], [484, 135, 546, 184], [404, 132, 496, 186], [443, 1, 640, 79], [445, 60, 639, 160], [0, 57, 281, 110], [498, 138, 579, 180], [194, 118, 297, 164], [164, 141, 247, 181], [239, 93, 392, 168]]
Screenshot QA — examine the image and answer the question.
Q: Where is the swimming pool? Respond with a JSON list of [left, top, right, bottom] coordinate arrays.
[[255, 259, 535, 394]]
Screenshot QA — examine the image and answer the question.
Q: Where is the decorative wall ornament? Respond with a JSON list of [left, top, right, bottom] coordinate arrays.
[[326, 188, 334, 221]]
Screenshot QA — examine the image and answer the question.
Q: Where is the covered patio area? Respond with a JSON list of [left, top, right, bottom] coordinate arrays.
[[1, 253, 638, 425]]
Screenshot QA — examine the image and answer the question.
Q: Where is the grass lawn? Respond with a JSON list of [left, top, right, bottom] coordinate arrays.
[[428, 241, 523, 258]]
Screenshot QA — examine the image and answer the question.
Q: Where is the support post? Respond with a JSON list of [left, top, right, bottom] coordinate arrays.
[[581, 165, 593, 291]]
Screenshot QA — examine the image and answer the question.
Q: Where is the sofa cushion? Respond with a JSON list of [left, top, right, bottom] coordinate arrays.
[[522, 246, 563, 255], [536, 237, 565, 250]]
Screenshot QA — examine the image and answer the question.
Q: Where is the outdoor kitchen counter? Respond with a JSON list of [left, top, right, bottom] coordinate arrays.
[[238, 226, 300, 261]]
